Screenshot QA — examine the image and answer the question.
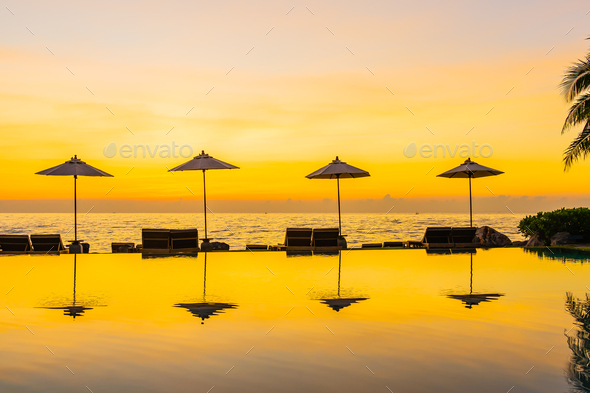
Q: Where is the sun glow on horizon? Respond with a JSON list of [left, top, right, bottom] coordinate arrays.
[[1, 0, 590, 210]]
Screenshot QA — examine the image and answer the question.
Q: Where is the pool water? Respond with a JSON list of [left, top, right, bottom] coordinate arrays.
[[1, 249, 589, 393]]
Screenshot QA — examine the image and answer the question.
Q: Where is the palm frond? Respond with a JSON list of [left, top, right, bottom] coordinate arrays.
[[564, 292, 590, 392], [562, 91, 590, 133], [560, 58, 590, 102], [564, 121, 590, 170]]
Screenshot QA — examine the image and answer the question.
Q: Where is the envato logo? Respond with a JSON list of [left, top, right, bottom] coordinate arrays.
[[403, 141, 493, 159], [103, 142, 194, 158]]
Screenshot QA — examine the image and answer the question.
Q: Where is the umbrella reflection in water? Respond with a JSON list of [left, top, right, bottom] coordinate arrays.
[[446, 253, 504, 309], [174, 253, 237, 324], [318, 251, 368, 312], [38, 255, 104, 319]]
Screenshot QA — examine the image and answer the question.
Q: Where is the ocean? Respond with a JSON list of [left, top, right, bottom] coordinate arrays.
[[0, 213, 526, 253]]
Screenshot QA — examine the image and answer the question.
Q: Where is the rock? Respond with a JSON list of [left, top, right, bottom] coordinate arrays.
[[525, 233, 545, 247], [550, 232, 573, 246], [475, 226, 512, 247], [201, 241, 230, 251], [512, 240, 527, 247], [211, 242, 230, 250]]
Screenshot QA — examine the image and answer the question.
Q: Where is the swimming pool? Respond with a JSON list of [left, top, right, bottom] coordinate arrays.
[[1, 248, 588, 392]]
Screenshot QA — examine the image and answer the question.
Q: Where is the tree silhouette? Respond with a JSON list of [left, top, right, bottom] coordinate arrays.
[[565, 292, 590, 392]]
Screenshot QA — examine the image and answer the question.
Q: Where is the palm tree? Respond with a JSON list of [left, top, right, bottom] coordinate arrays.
[[565, 292, 590, 392], [561, 40, 590, 170]]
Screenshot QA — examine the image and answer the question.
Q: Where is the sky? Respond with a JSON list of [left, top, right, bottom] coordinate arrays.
[[1, 0, 590, 213]]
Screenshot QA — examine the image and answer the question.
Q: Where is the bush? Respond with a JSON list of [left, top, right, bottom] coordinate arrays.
[[518, 207, 590, 242]]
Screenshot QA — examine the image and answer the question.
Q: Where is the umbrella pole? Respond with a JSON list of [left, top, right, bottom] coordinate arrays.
[[469, 175, 473, 227], [203, 170, 207, 240], [203, 253, 207, 301], [337, 251, 341, 297], [470, 253, 473, 295], [337, 175, 342, 236], [74, 175, 78, 242], [73, 254, 77, 306]]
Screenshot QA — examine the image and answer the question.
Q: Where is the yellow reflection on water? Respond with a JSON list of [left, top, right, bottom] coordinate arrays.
[[0, 249, 588, 393]]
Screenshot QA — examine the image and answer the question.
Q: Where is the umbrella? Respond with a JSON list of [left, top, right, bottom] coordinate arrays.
[[169, 151, 239, 242], [437, 158, 503, 227], [35, 155, 113, 246], [446, 253, 503, 309], [38, 255, 106, 318], [318, 251, 368, 312], [174, 253, 237, 324], [306, 156, 370, 237]]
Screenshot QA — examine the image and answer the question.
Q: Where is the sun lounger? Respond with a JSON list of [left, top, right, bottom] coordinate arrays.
[[246, 244, 268, 251], [451, 227, 478, 248], [404, 240, 425, 249], [112, 242, 135, 253], [384, 241, 404, 248], [422, 227, 453, 249], [170, 229, 199, 254], [284, 228, 313, 253], [0, 235, 32, 254], [142, 229, 170, 254], [407, 227, 480, 249], [362, 243, 382, 248], [30, 234, 66, 254], [312, 228, 341, 254]]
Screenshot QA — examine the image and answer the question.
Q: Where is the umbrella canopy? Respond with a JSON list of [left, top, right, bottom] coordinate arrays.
[[36, 156, 113, 245], [306, 156, 370, 179], [36, 156, 113, 177], [447, 293, 503, 308], [169, 150, 239, 171], [437, 158, 503, 226], [169, 151, 239, 241], [320, 298, 368, 312], [437, 158, 503, 179], [306, 157, 370, 236], [175, 302, 238, 323]]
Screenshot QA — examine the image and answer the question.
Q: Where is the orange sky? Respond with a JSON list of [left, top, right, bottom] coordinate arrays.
[[1, 0, 590, 211]]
